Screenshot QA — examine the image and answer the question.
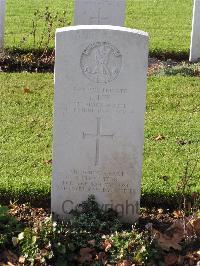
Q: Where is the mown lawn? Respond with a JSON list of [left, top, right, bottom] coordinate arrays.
[[5, 0, 193, 56], [143, 75, 199, 206], [0, 73, 199, 206]]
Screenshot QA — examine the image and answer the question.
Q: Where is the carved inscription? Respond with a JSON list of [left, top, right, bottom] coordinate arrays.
[[73, 100, 127, 114], [61, 169, 135, 194], [66, 87, 129, 114], [83, 117, 114, 166], [80, 42, 122, 84]]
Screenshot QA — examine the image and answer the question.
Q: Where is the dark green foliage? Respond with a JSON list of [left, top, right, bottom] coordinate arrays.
[[107, 230, 163, 265], [70, 195, 122, 234], [12, 197, 158, 265], [0, 206, 22, 250], [15, 196, 122, 264], [155, 63, 200, 77]]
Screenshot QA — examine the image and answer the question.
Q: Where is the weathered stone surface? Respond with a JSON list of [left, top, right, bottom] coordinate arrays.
[[74, 0, 126, 26], [190, 0, 200, 62], [52, 25, 148, 223]]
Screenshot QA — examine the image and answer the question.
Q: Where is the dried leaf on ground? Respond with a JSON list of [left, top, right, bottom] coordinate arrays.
[[158, 208, 164, 214], [154, 134, 165, 141], [153, 229, 182, 251], [176, 139, 191, 145], [187, 218, 200, 237], [184, 251, 200, 265], [96, 252, 107, 264], [18, 256, 25, 264], [88, 239, 96, 246], [78, 247, 94, 264], [2, 250, 19, 265], [164, 253, 179, 266], [44, 159, 52, 165], [153, 220, 184, 251], [23, 87, 31, 93], [172, 210, 183, 218], [116, 260, 133, 266], [102, 239, 112, 252]]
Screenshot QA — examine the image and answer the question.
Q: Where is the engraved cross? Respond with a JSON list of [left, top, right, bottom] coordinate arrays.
[[89, 8, 108, 24], [83, 117, 114, 166]]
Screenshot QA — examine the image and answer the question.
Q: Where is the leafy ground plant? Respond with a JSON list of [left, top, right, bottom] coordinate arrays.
[[0, 197, 163, 265], [0, 197, 200, 265], [14, 196, 123, 265], [152, 62, 200, 77], [104, 230, 159, 265], [0, 205, 22, 251]]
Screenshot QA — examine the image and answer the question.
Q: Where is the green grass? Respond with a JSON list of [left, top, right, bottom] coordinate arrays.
[[5, 0, 193, 57], [143, 76, 199, 206], [0, 73, 53, 204], [0, 73, 199, 206]]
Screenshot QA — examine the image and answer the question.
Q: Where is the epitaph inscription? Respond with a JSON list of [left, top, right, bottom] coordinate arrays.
[[80, 42, 122, 83], [61, 169, 136, 194]]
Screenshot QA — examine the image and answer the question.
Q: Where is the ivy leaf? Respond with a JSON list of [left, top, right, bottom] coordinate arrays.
[[18, 232, 24, 241]]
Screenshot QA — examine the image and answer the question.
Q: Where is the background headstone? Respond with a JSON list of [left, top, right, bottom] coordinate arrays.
[[52, 25, 148, 223], [190, 0, 200, 62], [74, 0, 126, 26], [0, 0, 5, 50]]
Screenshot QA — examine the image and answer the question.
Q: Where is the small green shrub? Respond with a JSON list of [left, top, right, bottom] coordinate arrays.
[[155, 63, 200, 77], [0, 205, 22, 250], [13, 196, 158, 265], [14, 196, 122, 264], [70, 195, 122, 234], [105, 229, 162, 265]]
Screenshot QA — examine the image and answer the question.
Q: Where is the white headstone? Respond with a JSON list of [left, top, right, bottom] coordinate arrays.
[[0, 0, 5, 50], [190, 0, 200, 62], [52, 25, 148, 223], [74, 0, 126, 26]]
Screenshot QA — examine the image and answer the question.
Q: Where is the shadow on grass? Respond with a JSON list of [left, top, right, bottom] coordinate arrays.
[[150, 49, 189, 61], [0, 48, 190, 73], [0, 189, 197, 211], [0, 190, 51, 209], [0, 48, 55, 73]]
